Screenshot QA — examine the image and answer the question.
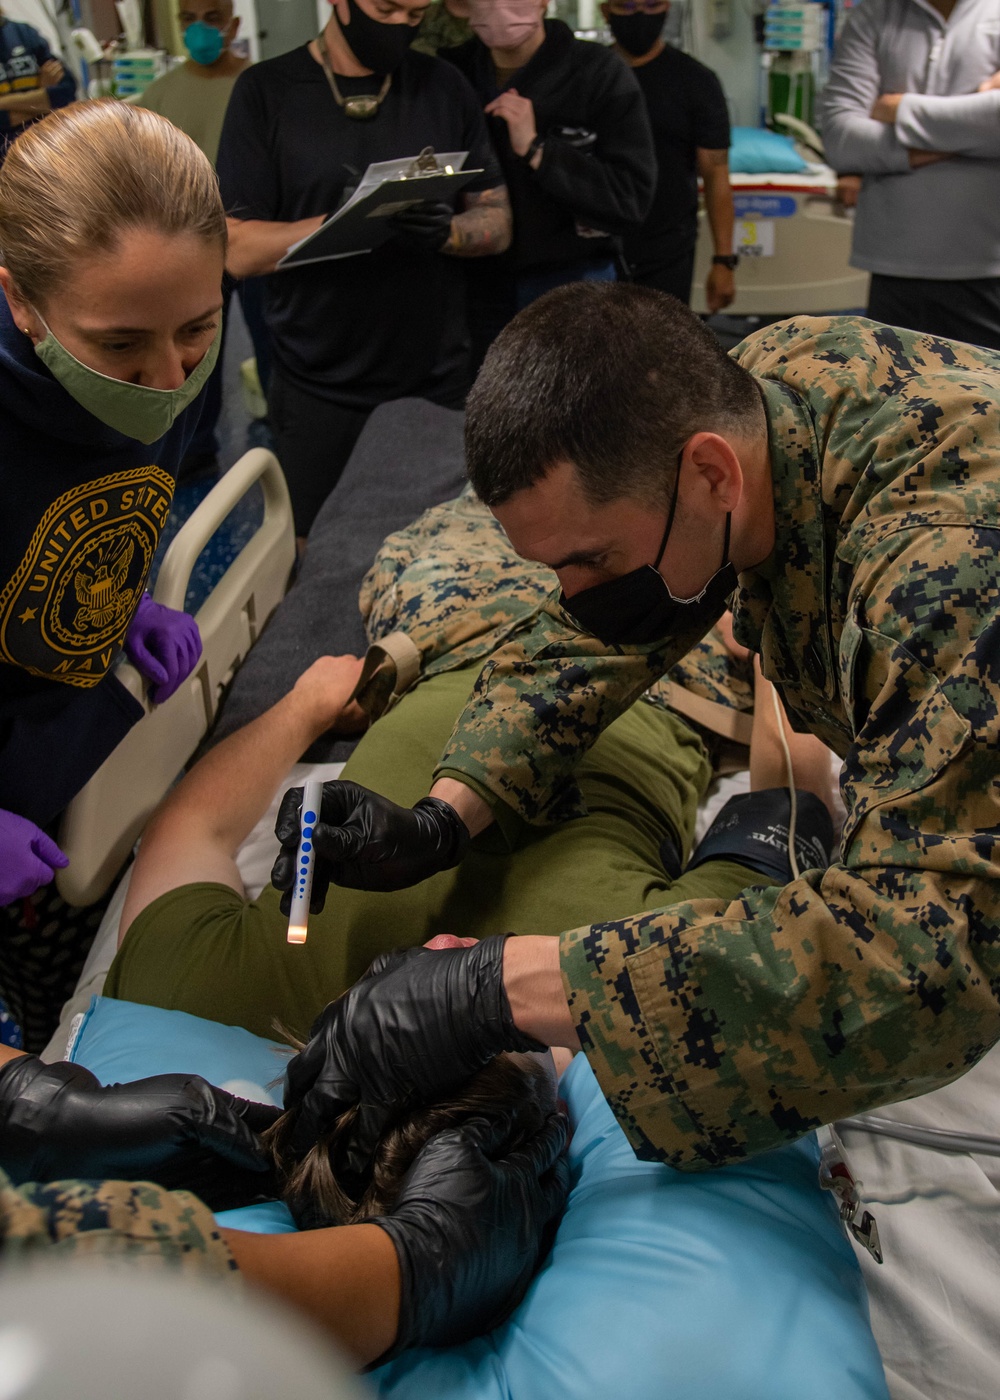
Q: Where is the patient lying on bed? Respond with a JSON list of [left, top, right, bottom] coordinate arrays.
[[108, 490, 836, 1045]]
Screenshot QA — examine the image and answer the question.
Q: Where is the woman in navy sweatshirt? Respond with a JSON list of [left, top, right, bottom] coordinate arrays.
[[0, 101, 224, 919]]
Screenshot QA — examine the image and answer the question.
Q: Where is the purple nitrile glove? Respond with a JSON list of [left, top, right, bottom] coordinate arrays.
[[0, 809, 68, 904], [124, 594, 202, 704]]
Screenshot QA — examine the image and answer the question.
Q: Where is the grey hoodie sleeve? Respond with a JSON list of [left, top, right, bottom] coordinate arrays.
[[896, 89, 1000, 160], [820, 6, 911, 175]]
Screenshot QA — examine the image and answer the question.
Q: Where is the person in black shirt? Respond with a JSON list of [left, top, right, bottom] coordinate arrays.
[[218, 0, 511, 541], [445, 0, 655, 369], [602, 1, 736, 312]]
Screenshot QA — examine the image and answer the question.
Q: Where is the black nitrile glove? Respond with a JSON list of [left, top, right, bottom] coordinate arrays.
[[687, 788, 835, 884], [373, 1109, 570, 1360], [389, 200, 454, 251], [0, 1056, 280, 1210], [282, 937, 545, 1182], [271, 781, 470, 907]]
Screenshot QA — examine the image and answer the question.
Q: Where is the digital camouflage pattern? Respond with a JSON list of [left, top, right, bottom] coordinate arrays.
[[359, 487, 753, 799], [411, 0, 472, 56], [420, 316, 1000, 1170], [0, 1166, 239, 1280]]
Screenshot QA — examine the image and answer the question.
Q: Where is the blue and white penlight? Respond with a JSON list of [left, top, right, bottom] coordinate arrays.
[[287, 779, 324, 945]]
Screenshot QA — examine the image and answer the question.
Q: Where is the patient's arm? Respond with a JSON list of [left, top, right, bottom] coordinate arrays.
[[120, 656, 364, 941], [222, 1222, 400, 1368], [748, 659, 838, 817]]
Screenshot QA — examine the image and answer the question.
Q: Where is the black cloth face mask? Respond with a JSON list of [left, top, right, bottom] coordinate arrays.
[[342, 0, 418, 73], [560, 463, 737, 646], [606, 12, 666, 57]]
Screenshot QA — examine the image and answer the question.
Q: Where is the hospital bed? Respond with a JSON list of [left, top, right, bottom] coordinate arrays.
[[690, 121, 869, 318], [40, 401, 1000, 1400]]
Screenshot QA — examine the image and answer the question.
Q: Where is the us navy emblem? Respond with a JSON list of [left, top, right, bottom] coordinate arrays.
[[0, 466, 174, 688]]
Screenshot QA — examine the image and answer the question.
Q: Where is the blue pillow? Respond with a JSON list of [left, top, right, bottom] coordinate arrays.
[[71, 997, 888, 1399], [730, 126, 810, 174], [68, 995, 297, 1234]]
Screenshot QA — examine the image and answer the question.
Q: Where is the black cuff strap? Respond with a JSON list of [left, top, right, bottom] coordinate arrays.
[[687, 788, 835, 885]]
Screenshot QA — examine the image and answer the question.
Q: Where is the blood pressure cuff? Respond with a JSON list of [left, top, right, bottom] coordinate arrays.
[[687, 788, 834, 885]]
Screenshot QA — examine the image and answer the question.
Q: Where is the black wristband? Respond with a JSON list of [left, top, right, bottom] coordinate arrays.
[[522, 135, 544, 164], [687, 788, 834, 885], [712, 254, 739, 269]]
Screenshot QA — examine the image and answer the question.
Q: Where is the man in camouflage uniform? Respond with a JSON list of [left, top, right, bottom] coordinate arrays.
[[355, 484, 754, 781], [276, 284, 1000, 1175]]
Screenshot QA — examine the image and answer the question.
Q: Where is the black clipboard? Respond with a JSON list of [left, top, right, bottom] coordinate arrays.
[[277, 151, 483, 269]]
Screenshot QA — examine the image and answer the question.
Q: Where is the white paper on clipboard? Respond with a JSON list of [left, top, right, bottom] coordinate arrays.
[[277, 151, 482, 269]]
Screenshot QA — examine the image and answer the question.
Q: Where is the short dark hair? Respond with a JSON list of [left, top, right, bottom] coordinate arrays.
[[465, 282, 763, 509]]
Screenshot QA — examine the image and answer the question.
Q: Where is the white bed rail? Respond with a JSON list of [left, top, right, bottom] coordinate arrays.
[[56, 449, 295, 907]]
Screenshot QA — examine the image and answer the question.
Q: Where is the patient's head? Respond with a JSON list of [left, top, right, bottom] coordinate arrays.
[[265, 1052, 558, 1231]]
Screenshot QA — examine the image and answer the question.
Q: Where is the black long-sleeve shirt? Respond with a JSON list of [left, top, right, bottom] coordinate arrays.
[[445, 20, 656, 272]]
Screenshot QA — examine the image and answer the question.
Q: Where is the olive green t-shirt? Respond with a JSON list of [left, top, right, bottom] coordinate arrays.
[[137, 64, 243, 166], [107, 666, 759, 1039]]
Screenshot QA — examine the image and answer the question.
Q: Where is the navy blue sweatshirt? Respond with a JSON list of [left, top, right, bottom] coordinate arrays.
[[0, 294, 202, 824], [0, 19, 76, 162]]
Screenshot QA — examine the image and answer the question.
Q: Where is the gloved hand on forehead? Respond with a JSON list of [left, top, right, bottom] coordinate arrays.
[[373, 1108, 570, 1362], [0, 808, 68, 904], [125, 593, 202, 704], [0, 1056, 280, 1211], [282, 936, 545, 1187], [271, 780, 470, 907]]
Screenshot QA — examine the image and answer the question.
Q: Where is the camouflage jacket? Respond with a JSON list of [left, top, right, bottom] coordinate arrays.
[[359, 488, 753, 791], [411, 2, 471, 57], [0, 1167, 239, 1279], [394, 317, 1000, 1170]]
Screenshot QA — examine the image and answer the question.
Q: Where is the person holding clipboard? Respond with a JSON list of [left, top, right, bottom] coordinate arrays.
[[218, 0, 512, 541]]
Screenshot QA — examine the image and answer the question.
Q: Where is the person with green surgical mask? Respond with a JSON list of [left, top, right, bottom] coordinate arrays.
[[139, 0, 249, 168], [0, 100, 223, 1048]]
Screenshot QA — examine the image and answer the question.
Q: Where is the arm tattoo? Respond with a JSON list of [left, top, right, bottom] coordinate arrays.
[[444, 186, 513, 258]]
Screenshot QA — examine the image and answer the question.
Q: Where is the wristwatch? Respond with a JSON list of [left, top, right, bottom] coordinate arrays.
[[523, 135, 545, 164], [712, 254, 739, 269]]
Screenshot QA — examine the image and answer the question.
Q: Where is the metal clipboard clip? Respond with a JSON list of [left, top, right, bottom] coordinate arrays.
[[404, 147, 455, 178]]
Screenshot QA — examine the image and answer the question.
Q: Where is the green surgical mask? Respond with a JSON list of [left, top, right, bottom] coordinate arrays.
[[33, 316, 222, 444]]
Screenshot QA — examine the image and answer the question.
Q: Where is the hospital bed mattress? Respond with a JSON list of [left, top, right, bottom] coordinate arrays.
[[691, 165, 869, 318], [210, 397, 468, 762]]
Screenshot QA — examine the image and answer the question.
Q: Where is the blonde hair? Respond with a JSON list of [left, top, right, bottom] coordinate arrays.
[[0, 100, 226, 307]]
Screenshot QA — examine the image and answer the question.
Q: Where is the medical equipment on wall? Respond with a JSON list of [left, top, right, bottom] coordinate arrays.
[[762, 2, 828, 126], [70, 27, 104, 63], [111, 49, 163, 96]]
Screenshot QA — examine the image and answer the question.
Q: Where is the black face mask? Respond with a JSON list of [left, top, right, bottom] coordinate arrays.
[[606, 12, 666, 58], [560, 464, 737, 646], [343, 0, 418, 73]]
